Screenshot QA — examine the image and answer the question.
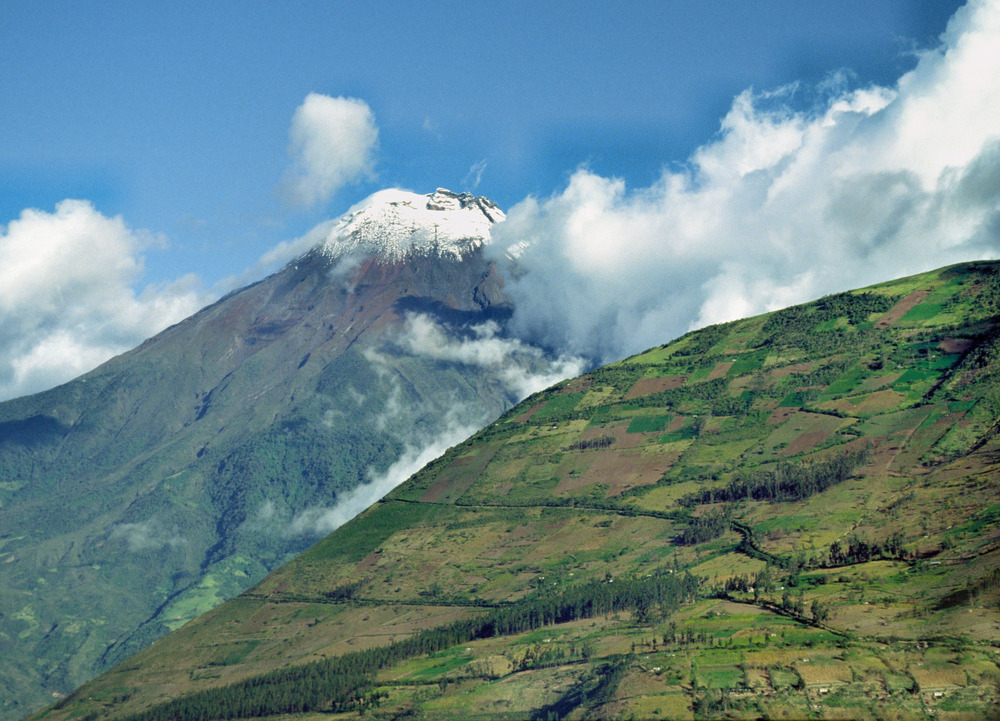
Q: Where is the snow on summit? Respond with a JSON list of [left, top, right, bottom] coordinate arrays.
[[320, 188, 505, 262]]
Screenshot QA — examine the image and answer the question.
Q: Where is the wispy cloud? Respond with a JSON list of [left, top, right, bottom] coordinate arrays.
[[216, 219, 368, 293], [391, 312, 585, 399], [110, 518, 186, 552], [287, 409, 478, 536], [280, 94, 379, 208], [491, 0, 1000, 364], [0, 200, 205, 400], [463, 159, 488, 190], [286, 348, 484, 537]]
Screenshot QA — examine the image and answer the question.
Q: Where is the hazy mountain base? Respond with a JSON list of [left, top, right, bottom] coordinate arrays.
[[36, 261, 1000, 721]]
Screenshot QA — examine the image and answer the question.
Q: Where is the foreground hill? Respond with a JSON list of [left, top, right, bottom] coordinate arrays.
[[0, 190, 568, 720], [40, 261, 1000, 720]]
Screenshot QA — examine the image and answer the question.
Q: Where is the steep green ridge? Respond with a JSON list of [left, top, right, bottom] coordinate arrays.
[[39, 262, 1000, 720]]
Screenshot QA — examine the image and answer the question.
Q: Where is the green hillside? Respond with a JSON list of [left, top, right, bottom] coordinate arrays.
[[39, 261, 1000, 720]]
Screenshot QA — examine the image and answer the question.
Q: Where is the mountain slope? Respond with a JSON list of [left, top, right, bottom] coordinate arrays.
[[0, 190, 571, 720], [39, 260, 1000, 721]]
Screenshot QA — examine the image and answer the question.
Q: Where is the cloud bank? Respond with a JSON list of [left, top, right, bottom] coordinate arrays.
[[281, 94, 379, 208], [0, 200, 205, 401], [391, 313, 585, 400], [490, 0, 1000, 365]]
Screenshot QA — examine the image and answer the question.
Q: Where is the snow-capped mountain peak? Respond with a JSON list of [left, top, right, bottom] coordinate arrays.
[[320, 188, 505, 262]]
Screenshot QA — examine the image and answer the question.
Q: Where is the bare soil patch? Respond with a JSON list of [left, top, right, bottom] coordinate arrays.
[[876, 289, 930, 328], [768, 406, 798, 425], [816, 396, 866, 415], [607, 454, 678, 496], [511, 401, 546, 423], [746, 667, 773, 691], [578, 422, 644, 449], [355, 551, 381, 572], [560, 377, 592, 393], [866, 438, 900, 475], [938, 337, 975, 354], [766, 411, 847, 455], [768, 361, 814, 379], [782, 430, 832, 456], [553, 472, 599, 495], [420, 444, 500, 502], [624, 375, 687, 399], [665, 415, 688, 433], [708, 361, 734, 380], [554, 448, 674, 497], [419, 477, 459, 503]]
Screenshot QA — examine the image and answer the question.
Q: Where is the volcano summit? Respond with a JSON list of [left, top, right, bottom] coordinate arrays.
[[321, 188, 505, 261]]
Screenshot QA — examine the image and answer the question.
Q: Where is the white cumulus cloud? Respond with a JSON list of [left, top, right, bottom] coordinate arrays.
[[0, 200, 205, 401], [489, 0, 1000, 365], [281, 93, 379, 208]]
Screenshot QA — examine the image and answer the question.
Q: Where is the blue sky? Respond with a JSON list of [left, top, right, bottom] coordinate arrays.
[[6, 0, 1000, 399], [2, 1, 961, 283]]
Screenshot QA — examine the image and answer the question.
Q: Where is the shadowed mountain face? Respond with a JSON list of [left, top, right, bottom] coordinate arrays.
[[37, 261, 1000, 721], [0, 192, 573, 720]]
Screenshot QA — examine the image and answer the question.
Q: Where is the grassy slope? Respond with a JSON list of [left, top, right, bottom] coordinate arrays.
[[38, 261, 1000, 721]]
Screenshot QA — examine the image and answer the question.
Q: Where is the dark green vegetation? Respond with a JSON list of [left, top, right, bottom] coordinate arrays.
[[0, 248, 526, 721], [113, 573, 699, 721], [681, 446, 872, 505], [35, 262, 1000, 720]]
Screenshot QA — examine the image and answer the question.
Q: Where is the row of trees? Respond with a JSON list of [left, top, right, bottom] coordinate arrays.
[[683, 447, 871, 506], [828, 532, 906, 565], [565, 435, 615, 451], [717, 571, 829, 626], [118, 571, 700, 721]]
